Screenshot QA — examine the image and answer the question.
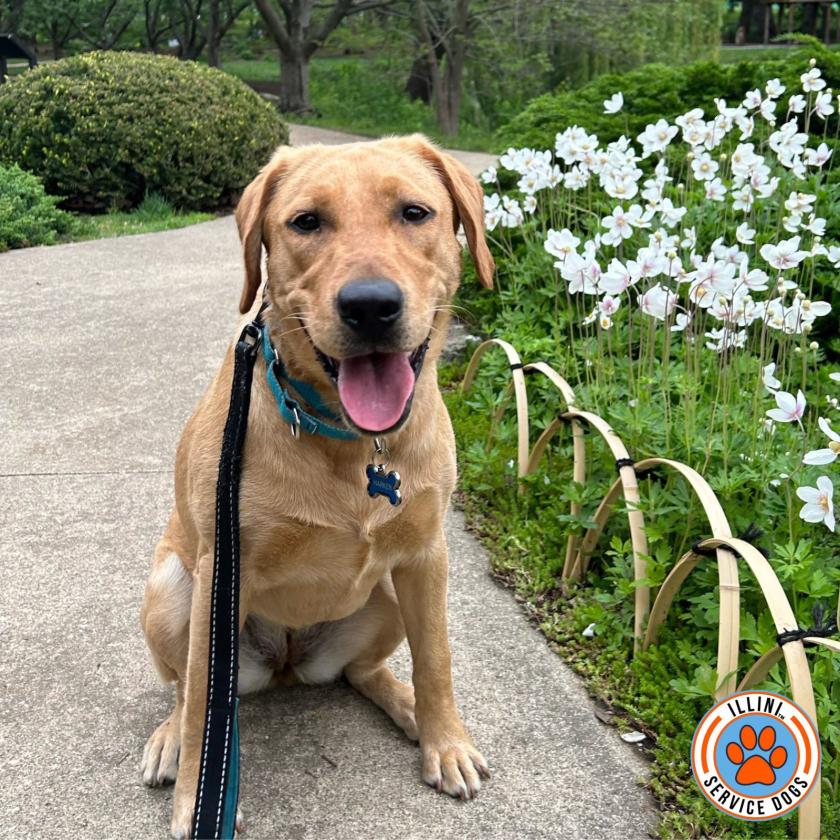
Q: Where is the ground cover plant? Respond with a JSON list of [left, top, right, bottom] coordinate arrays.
[[448, 44, 840, 838], [0, 163, 77, 251]]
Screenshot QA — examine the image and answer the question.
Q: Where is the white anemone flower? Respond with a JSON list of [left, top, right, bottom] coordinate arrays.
[[761, 362, 781, 393], [830, 372, 840, 383], [803, 418, 840, 465], [740, 264, 769, 292], [480, 166, 497, 184], [732, 185, 754, 213], [599, 295, 621, 318], [736, 222, 756, 245], [759, 98, 777, 123], [704, 178, 727, 201], [544, 228, 580, 260], [604, 92, 624, 114], [691, 152, 718, 181], [760, 236, 808, 270], [783, 214, 802, 234], [671, 311, 691, 333], [766, 78, 786, 98], [564, 165, 590, 190], [601, 205, 634, 245], [743, 88, 762, 110], [639, 284, 677, 320], [804, 142, 832, 167], [599, 258, 640, 295], [705, 327, 747, 352], [626, 203, 653, 228], [796, 476, 835, 532], [637, 119, 678, 158], [788, 93, 806, 113], [804, 214, 826, 236], [801, 67, 826, 92], [813, 91, 835, 119], [500, 195, 524, 227], [785, 191, 816, 214], [658, 198, 686, 228], [766, 389, 806, 424]]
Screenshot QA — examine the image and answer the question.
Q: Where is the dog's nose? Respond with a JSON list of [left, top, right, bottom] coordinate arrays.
[[337, 278, 404, 339]]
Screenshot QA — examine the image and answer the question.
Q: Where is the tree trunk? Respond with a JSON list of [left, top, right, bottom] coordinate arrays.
[[207, 0, 220, 66], [436, 0, 469, 135], [280, 51, 310, 113]]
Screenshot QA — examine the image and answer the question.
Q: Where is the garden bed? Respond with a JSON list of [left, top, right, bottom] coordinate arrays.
[[446, 39, 840, 839]]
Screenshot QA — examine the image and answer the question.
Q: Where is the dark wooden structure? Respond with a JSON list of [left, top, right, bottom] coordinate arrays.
[[762, 1, 838, 45], [0, 33, 37, 84]]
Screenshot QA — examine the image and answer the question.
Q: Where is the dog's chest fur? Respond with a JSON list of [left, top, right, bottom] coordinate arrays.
[[241, 482, 426, 629]]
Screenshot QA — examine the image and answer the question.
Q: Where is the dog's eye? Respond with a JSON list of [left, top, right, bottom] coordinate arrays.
[[290, 212, 321, 233], [402, 205, 430, 224]]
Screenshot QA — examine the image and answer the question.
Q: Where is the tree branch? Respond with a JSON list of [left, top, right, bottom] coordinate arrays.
[[254, 0, 295, 53]]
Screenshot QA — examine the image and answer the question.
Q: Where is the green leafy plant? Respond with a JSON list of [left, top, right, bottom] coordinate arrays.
[[0, 51, 288, 212], [0, 162, 77, 251]]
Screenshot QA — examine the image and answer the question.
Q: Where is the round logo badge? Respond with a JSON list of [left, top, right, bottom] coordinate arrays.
[[691, 690, 821, 821]]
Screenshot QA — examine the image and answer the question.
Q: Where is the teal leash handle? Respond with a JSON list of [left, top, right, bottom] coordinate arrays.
[[192, 318, 261, 839]]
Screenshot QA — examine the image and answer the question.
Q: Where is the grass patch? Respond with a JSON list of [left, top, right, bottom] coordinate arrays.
[[222, 55, 496, 152], [70, 193, 215, 244]]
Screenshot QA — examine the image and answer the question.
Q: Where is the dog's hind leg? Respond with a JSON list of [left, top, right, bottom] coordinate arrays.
[[340, 579, 418, 741], [140, 530, 193, 787]]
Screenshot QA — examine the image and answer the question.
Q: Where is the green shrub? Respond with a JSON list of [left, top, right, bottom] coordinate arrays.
[[499, 39, 840, 152], [0, 51, 288, 212], [0, 163, 76, 251]]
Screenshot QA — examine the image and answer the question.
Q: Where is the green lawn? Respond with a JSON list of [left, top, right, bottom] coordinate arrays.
[[68, 194, 215, 244], [221, 54, 497, 152]]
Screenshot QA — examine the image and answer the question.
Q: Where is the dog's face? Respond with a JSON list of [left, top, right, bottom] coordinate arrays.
[[235, 135, 494, 434]]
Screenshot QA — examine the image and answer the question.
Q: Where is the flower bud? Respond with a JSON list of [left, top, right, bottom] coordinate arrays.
[[810, 340, 819, 350], [810, 58, 817, 67], [803, 323, 813, 334], [794, 346, 802, 354]]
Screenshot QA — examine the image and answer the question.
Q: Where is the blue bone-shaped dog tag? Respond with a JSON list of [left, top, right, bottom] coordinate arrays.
[[366, 464, 402, 506]]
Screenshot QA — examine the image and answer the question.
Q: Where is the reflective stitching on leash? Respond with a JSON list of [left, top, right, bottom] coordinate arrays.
[[215, 358, 246, 835]]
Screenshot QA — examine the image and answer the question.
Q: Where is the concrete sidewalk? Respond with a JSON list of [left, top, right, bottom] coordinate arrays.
[[287, 123, 498, 176], [0, 143, 657, 839]]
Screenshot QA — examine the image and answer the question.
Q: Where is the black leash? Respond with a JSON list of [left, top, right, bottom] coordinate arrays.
[[192, 315, 263, 840]]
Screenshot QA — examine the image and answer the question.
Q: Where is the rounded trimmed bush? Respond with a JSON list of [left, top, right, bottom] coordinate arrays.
[[0, 51, 288, 211], [0, 163, 77, 251]]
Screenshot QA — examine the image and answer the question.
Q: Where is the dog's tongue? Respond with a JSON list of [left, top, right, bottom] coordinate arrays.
[[337, 352, 415, 432]]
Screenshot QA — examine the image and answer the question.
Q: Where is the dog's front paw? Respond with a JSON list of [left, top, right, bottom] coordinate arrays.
[[169, 798, 243, 840], [421, 735, 490, 800]]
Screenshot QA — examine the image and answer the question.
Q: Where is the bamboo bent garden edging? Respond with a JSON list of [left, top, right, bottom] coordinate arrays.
[[460, 342, 834, 840]]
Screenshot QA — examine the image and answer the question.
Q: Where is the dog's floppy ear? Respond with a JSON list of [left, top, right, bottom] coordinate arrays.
[[235, 147, 292, 313], [406, 135, 495, 289]]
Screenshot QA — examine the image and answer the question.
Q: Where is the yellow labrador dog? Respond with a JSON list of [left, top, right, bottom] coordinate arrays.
[[139, 134, 495, 837]]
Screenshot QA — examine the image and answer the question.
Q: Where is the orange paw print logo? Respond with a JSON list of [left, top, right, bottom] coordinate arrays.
[[726, 724, 788, 785]]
